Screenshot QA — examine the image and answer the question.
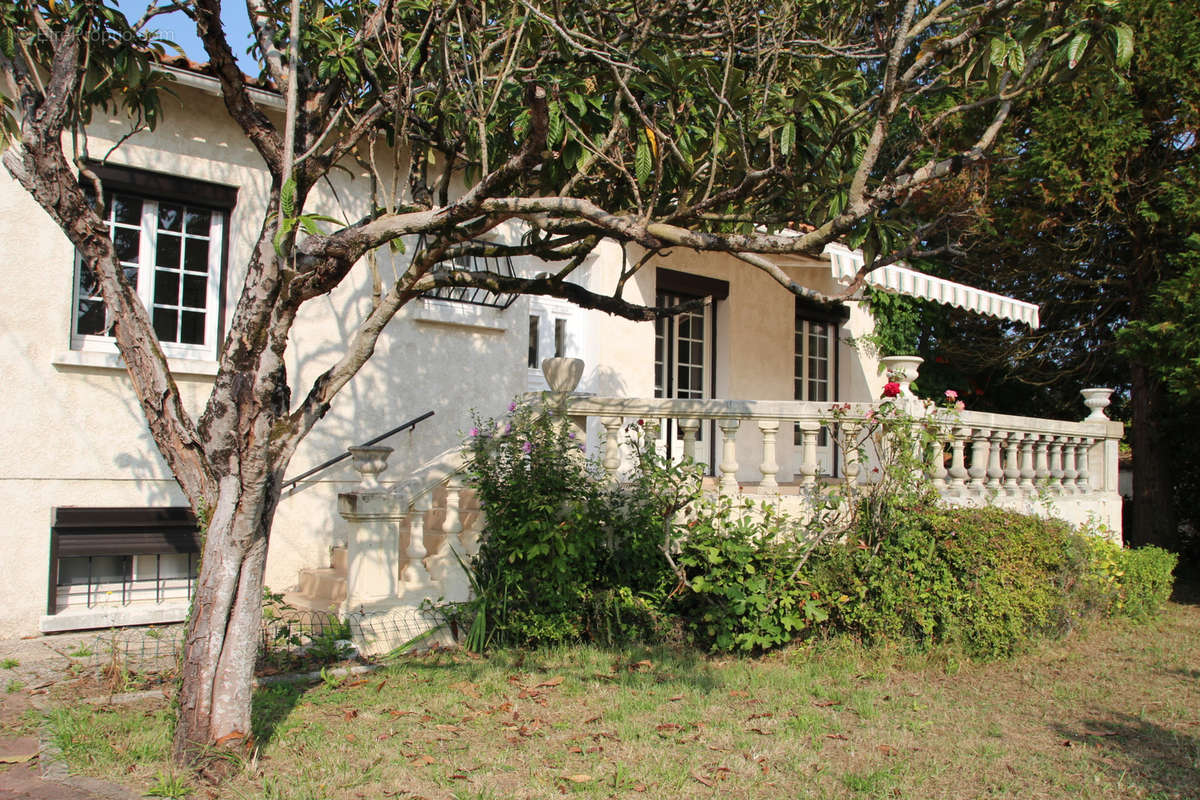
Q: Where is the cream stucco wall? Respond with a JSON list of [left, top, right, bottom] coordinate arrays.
[[0, 76, 885, 637], [0, 81, 527, 636]]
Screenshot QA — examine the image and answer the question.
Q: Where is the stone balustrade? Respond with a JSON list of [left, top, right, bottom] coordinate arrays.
[[557, 393, 1123, 535]]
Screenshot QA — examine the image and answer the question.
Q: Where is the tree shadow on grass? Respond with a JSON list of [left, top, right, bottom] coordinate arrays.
[[251, 682, 306, 747], [1052, 712, 1200, 799], [391, 644, 726, 693]]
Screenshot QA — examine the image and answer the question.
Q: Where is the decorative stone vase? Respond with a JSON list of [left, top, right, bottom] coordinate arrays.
[[879, 355, 924, 398], [347, 445, 393, 490], [541, 357, 584, 393], [1081, 387, 1114, 421]]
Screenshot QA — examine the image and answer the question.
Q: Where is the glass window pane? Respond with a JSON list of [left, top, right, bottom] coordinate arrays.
[[153, 307, 178, 342], [113, 227, 140, 262], [112, 195, 142, 226], [182, 275, 207, 308], [76, 299, 107, 335], [57, 556, 128, 586], [158, 203, 182, 232], [527, 315, 539, 369], [123, 266, 139, 285], [180, 311, 205, 345], [78, 265, 99, 297], [156, 233, 181, 267], [154, 271, 180, 306], [184, 208, 211, 235], [183, 238, 209, 272]]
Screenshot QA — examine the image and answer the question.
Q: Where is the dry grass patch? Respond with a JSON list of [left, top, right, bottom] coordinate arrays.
[[41, 602, 1200, 800]]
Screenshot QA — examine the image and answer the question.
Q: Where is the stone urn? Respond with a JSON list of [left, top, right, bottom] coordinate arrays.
[[347, 445, 393, 490], [1081, 387, 1114, 421], [879, 355, 924, 398], [541, 357, 584, 394]]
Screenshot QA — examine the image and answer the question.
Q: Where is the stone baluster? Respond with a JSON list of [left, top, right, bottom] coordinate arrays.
[[1061, 437, 1079, 495], [948, 427, 969, 496], [986, 431, 1006, 491], [1075, 438, 1092, 494], [400, 493, 433, 591], [1003, 432, 1022, 496], [1034, 435, 1051, 488], [1019, 434, 1036, 493], [600, 416, 623, 480], [798, 422, 820, 488], [717, 419, 741, 494], [929, 427, 948, 492], [678, 419, 700, 463], [643, 418, 661, 448], [1048, 436, 1065, 493], [968, 428, 990, 494], [840, 422, 862, 487], [757, 420, 780, 492], [442, 480, 464, 550]]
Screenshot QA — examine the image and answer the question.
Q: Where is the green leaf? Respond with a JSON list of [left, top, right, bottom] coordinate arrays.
[[1007, 42, 1025, 75], [1067, 31, 1090, 69], [635, 131, 652, 188], [272, 218, 297, 257], [780, 120, 795, 157], [1112, 23, 1133, 69], [280, 176, 297, 218], [547, 101, 564, 146], [989, 37, 1007, 68]]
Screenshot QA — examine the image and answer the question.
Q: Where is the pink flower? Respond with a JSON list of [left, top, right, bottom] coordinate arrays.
[[509, 402, 517, 412], [521, 440, 532, 454], [944, 389, 958, 400], [882, 382, 901, 398], [469, 427, 479, 437], [955, 400, 966, 411]]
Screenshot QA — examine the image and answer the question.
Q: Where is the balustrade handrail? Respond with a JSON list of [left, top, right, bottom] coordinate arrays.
[[562, 395, 1121, 438], [283, 410, 435, 490]]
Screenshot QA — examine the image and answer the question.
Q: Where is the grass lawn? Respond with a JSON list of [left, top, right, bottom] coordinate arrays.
[[43, 601, 1199, 799]]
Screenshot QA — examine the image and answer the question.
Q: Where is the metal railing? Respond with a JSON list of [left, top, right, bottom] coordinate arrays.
[[281, 410, 435, 490]]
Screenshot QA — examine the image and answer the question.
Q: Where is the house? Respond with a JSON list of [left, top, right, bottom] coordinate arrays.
[[0, 63, 1122, 639]]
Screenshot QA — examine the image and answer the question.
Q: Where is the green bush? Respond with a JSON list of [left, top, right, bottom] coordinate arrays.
[[671, 497, 831, 652], [465, 404, 691, 648], [1114, 545, 1178, 621], [807, 504, 1103, 659]]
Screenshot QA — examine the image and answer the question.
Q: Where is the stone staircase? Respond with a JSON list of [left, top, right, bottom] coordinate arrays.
[[283, 545, 348, 613], [284, 482, 482, 615]]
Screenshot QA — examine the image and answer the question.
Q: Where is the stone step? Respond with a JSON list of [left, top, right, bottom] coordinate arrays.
[[280, 591, 342, 614], [297, 567, 346, 603], [330, 545, 347, 573]]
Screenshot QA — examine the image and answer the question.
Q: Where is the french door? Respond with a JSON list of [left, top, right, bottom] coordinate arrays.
[[654, 291, 713, 470]]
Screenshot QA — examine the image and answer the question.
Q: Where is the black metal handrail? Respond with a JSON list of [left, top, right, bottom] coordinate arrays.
[[281, 410, 435, 490]]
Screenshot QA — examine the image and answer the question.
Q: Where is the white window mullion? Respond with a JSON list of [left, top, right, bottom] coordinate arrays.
[[138, 199, 158, 318]]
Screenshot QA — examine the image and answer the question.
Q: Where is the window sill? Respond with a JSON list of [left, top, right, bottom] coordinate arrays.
[[40, 601, 190, 633], [411, 298, 507, 332], [53, 350, 220, 377]]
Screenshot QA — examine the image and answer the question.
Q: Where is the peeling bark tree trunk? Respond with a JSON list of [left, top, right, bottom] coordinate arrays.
[[174, 472, 280, 764]]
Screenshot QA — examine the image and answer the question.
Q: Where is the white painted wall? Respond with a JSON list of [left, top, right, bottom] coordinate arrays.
[[0, 76, 886, 637]]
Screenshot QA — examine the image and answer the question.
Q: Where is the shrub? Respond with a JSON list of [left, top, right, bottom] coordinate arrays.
[[807, 504, 1108, 659], [1114, 545, 1178, 621], [465, 404, 692, 647], [671, 497, 832, 652]]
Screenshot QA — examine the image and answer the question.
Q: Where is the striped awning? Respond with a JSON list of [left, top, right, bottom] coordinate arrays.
[[824, 243, 1040, 329]]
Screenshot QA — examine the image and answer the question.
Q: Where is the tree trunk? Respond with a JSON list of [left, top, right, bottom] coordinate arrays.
[[173, 473, 279, 767], [1129, 361, 1177, 550]]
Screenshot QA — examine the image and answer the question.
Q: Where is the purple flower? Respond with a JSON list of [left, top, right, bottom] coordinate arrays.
[[568, 432, 576, 439], [505, 422, 512, 434], [509, 402, 517, 412], [522, 440, 532, 454]]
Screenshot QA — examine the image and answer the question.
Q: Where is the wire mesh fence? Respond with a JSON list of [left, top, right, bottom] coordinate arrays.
[[61, 603, 459, 679]]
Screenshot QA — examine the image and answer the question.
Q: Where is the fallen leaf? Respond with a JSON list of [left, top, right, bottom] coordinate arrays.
[[583, 715, 602, 724], [345, 679, 367, 688], [410, 754, 436, 766], [537, 676, 565, 688], [344, 709, 359, 721], [692, 773, 715, 787], [568, 745, 582, 753], [877, 745, 898, 756], [374, 680, 387, 693], [561, 774, 592, 783], [813, 700, 841, 708], [633, 783, 647, 792], [747, 712, 773, 720], [826, 733, 849, 740], [729, 690, 749, 698], [668, 695, 684, 702], [746, 727, 775, 736]]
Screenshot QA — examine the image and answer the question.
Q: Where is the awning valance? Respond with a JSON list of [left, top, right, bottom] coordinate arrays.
[[824, 243, 1039, 329]]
